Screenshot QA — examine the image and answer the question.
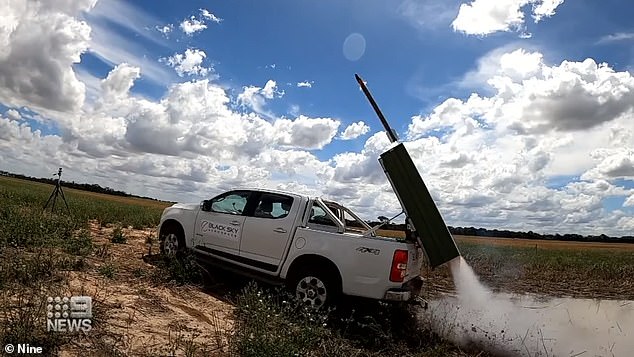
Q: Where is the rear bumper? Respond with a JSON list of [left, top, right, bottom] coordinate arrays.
[[383, 276, 423, 302]]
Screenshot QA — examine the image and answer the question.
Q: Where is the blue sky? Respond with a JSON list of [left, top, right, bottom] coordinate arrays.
[[76, 0, 634, 158], [1, 0, 633, 235]]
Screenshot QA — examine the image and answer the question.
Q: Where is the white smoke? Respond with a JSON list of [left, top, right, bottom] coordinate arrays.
[[419, 256, 634, 356]]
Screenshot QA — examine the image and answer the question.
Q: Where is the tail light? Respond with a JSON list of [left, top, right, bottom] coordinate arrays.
[[390, 249, 408, 282]]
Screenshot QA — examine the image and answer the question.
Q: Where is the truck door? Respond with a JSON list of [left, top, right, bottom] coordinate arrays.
[[194, 190, 252, 257], [239, 192, 296, 271]]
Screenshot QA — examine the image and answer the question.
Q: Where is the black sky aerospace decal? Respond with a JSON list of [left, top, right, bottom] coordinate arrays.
[[201, 221, 240, 238]]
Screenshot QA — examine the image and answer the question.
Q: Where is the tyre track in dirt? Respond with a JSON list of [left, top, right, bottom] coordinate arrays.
[[58, 221, 234, 356]]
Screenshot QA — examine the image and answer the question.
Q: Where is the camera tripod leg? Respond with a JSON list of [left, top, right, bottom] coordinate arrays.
[[59, 186, 70, 212], [44, 188, 56, 210], [51, 188, 58, 210]]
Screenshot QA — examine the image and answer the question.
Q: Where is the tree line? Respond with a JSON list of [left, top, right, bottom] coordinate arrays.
[[367, 221, 634, 244], [0, 170, 165, 202]]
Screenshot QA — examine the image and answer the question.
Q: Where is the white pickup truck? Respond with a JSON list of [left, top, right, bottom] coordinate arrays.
[[158, 188, 424, 308]]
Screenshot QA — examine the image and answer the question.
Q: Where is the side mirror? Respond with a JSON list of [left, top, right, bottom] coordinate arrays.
[[377, 216, 389, 223], [201, 200, 212, 212]]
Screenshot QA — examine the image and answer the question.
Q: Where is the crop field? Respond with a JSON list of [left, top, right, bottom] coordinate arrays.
[[1, 175, 633, 356], [378, 229, 634, 300]]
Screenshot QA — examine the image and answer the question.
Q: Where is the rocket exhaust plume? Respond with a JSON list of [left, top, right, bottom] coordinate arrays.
[[420, 256, 634, 356]]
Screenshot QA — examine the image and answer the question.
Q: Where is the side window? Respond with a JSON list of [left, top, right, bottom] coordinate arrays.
[[210, 192, 250, 215], [308, 205, 337, 227], [253, 193, 294, 219]]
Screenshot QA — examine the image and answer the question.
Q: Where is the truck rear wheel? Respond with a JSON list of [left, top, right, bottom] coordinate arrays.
[[290, 270, 340, 309]]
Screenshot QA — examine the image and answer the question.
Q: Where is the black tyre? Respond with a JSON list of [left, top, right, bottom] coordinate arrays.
[[290, 269, 340, 309], [159, 226, 185, 259]]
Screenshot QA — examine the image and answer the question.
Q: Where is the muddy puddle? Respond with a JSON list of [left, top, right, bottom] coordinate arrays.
[[420, 293, 634, 356]]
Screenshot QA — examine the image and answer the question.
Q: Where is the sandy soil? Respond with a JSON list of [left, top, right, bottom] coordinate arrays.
[[57, 222, 234, 356]]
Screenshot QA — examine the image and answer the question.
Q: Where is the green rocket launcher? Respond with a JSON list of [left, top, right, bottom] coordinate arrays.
[[355, 74, 460, 269]]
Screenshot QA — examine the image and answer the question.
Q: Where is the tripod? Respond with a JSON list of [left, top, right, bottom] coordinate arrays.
[[44, 168, 70, 213]]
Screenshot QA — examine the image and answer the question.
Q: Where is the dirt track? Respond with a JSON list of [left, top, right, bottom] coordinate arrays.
[[58, 222, 234, 356]]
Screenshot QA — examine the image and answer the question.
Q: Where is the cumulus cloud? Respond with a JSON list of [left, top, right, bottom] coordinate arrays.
[[180, 16, 207, 35], [447, 48, 634, 136], [398, 48, 634, 234], [237, 80, 284, 115], [452, 0, 565, 36], [5, 109, 21, 121], [297, 81, 313, 88], [162, 49, 210, 77], [339, 121, 370, 140], [274, 116, 340, 149], [179, 8, 222, 35], [0, 0, 95, 115], [582, 149, 634, 180], [101, 63, 141, 100]]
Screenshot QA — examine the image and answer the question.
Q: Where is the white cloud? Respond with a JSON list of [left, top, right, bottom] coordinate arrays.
[[297, 81, 313, 88], [156, 24, 173, 37], [101, 63, 141, 100], [618, 216, 634, 230], [274, 116, 340, 150], [531, 0, 564, 22], [398, 48, 634, 234], [179, 9, 222, 36], [452, 0, 565, 36], [582, 149, 634, 180], [200, 8, 222, 23], [0, 0, 94, 115], [237, 80, 284, 115], [339, 121, 370, 140], [180, 16, 207, 35], [452, 48, 634, 136], [5, 109, 21, 121], [162, 49, 211, 77]]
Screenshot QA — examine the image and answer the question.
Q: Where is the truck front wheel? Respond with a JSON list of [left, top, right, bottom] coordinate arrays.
[[160, 226, 185, 259], [290, 270, 340, 309]]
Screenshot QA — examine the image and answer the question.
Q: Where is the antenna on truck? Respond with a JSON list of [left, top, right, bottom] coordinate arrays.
[[355, 74, 460, 269]]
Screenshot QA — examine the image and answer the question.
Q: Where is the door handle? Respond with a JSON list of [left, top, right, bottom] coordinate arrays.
[[273, 228, 287, 233], [230, 221, 241, 226]]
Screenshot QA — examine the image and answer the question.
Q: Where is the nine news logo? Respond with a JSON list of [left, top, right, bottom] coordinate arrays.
[[46, 296, 93, 333]]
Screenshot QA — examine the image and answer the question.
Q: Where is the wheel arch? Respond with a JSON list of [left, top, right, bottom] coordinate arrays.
[[159, 219, 185, 240], [285, 254, 343, 291]]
